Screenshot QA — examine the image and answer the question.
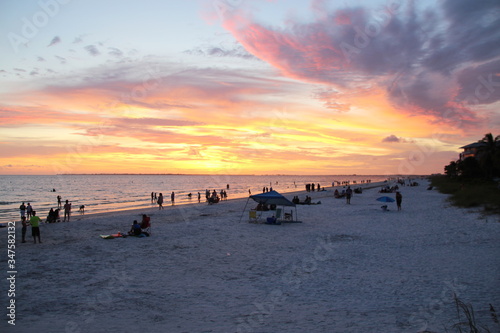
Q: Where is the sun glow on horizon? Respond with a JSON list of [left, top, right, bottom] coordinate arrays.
[[1, 0, 497, 176]]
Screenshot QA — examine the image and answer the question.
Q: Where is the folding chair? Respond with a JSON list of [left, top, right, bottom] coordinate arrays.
[[141, 215, 151, 235], [275, 208, 282, 220], [249, 210, 258, 223]]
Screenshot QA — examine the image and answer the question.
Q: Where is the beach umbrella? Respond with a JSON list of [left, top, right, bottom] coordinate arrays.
[[376, 196, 395, 203]]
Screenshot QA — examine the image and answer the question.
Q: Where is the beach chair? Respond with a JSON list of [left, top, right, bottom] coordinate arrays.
[[275, 208, 282, 220], [249, 210, 258, 223], [141, 215, 151, 235]]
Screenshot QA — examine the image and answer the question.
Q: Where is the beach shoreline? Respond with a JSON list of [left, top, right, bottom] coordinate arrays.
[[1, 178, 497, 332], [5, 180, 392, 225]]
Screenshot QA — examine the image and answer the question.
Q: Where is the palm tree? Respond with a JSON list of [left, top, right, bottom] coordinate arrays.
[[479, 133, 500, 178]]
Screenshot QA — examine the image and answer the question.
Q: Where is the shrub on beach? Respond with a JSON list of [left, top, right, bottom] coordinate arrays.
[[446, 294, 499, 333], [435, 133, 500, 216], [429, 175, 500, 216]]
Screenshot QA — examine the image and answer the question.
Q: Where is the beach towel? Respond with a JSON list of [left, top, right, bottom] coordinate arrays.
[[100, 233, 126, 239]]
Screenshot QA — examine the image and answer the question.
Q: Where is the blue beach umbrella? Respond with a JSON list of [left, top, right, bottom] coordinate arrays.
[[376, 196, 395, 203]]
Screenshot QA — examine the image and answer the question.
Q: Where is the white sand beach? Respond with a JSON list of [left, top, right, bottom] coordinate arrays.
[[1, 179, 499, 333]]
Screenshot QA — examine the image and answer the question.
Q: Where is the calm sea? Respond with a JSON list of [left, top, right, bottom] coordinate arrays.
[[0, 174, 389, 222]]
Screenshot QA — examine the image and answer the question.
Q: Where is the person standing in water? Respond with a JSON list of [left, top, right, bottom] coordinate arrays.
[[19, 202, 26, 219], [157, 193, 164, 210], [63, 200, 71, 222]]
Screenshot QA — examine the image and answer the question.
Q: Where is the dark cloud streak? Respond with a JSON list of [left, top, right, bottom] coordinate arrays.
[[48, 36, 61, 47], [221, 0, 500, 125]]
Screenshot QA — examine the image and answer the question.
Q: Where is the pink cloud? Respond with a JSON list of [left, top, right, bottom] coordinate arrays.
[[218, 0, 500, 127]]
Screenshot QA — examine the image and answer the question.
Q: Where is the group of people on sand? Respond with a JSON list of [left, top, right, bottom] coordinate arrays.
[[20, 198, 73, 224], [379, 185, 398, 193], [333, 186, 353, 202], [207, 189, 224, 204], [332, 180, 372, 186], [20, 212, 42, 244], [305, 183, 324, 192], [18, 196, 76, 244], [154, 188, 228, 209], [292, 195, 322, 205], [127, 214, 151, 237]]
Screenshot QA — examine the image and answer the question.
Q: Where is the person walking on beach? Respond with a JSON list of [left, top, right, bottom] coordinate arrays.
[[57, 195, 62, 208], [30, 211, 42, 244], [20, 202, 26, 219], [151, 192, 154, 203], [21, 216, 27, 243], [171, 191, 175, 205], [63, 200, 71, 222], [198, 192, 201, 203], [157, 193, 164, 210], [396, 191, 402, 211], [345, 186, 353, 204]]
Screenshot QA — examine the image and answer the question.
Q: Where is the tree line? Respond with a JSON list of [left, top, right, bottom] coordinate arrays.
[[445, 133, 500, 179]]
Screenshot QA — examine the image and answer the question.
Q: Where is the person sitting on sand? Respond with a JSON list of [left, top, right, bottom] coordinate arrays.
[[128, 220, 142, 236], [255, 203, 269, 211], [46, 208, 57, 223]]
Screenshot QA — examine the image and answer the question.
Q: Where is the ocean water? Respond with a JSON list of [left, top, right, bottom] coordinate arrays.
[[0, 174, 389, 222]]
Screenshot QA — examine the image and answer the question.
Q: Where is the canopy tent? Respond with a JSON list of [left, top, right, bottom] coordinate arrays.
[[250, 190, 296, 207], [240, 190, 298, 223]]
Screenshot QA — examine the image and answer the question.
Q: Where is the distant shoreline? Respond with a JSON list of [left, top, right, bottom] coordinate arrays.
[[42, 180, 393, 222], [2, 173, 430, 177]]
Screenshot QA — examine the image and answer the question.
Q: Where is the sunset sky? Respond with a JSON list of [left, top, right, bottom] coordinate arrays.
[[1, 0, 499, 175]]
